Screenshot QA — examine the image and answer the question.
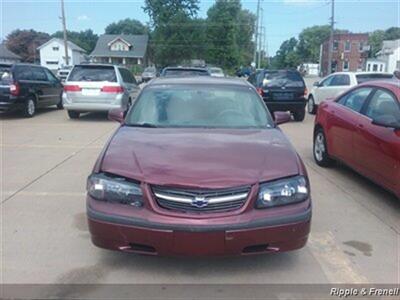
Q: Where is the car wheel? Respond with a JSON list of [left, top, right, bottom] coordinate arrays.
[[313, 128, 334, 167], [67, 110, 80, 119], [293, 108, 305, 122], [57, 95, 64, 109], [308, 96, 316, 115], [23, 97, 36, 118]]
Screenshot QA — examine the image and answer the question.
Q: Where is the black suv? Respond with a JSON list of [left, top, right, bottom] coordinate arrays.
[[0, 63, 64, 117], [248, 69, 307, 121]]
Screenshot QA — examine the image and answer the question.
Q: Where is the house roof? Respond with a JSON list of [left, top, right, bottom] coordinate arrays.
[[37, 38, 86, 53], [0, 43, 21, 60], [90, 34, 148, 58]]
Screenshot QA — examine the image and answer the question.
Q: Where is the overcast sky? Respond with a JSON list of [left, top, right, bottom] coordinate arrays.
[[0, 0, 398, 55]]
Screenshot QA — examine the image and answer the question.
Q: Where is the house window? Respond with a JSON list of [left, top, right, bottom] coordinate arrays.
[[344, 40, 351, 52], [380, 64, 383, 72], [46, 61, 58, 65], [343, 60, 349, 71], [359, 42, 364, 52], [333, 40, 339, 51], [53, 46, 59, 51]]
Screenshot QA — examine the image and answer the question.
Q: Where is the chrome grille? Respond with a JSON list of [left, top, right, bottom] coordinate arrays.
[[152, 185, 250, 213]]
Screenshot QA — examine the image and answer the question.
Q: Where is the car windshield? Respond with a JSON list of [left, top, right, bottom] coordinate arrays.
[[263, 71, 304, 88], [68, 65, 117, 82], [163, 69, 209, 77], [126, 85, 273, 129], [356, 73, 394, 84]]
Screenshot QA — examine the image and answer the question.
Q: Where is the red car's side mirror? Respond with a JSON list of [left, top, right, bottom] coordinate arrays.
[[274, 112, 291, 125], [108, 108, 125, 123]]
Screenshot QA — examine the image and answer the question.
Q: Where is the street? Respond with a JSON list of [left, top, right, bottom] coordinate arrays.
[[1, 78, 399, 286]]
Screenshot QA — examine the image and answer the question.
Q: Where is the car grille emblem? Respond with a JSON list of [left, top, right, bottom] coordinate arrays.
[[191, 196, 209, 208]]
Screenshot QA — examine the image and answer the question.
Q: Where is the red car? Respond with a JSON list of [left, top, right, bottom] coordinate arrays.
[[87, 77, 311, 256], [314, 80, 400, 199]]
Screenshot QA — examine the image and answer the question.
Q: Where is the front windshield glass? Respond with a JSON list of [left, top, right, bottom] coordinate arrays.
[[263, 71, 304, 88], [126, 85, 273, 129]]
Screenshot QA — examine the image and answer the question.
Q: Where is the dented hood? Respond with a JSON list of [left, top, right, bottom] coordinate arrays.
[[100, 127, 300, 189]]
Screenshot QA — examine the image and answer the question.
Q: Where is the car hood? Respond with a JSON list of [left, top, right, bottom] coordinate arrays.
[[100, 127, 300, 189]]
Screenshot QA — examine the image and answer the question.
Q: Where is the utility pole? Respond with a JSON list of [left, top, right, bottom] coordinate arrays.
[[253, 0, 261, 68], [258, 7, 264, 69], [61, 0, 69, 66], [327, 0, 335, 74]]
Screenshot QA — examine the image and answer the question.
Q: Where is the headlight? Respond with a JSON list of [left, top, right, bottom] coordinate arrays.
[[256, 175, 309, 208], [87, 173, 143, 207]]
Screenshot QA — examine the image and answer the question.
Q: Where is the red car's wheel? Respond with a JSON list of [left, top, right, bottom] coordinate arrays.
[[313, 128, 334, 167]]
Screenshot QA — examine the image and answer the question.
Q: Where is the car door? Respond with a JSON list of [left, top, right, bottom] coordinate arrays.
[[43, 68, 63, 105], [327, 87, 373, 165], [353, 88, 400, 193], [313, 75, 334, 104], [315, 74, 350, 104], [119, 68, 139, 104], [31, 66, 53, 107]]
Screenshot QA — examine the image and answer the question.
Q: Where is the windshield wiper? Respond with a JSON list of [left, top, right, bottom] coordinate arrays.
[[126, 123, 159, 128]]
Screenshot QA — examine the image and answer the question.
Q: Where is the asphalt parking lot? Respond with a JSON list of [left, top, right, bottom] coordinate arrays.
[[1, 78, 399, 286]]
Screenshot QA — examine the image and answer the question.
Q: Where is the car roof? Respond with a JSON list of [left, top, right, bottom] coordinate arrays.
[[163, 66, 208, 71], [148, 76, 250, 87]]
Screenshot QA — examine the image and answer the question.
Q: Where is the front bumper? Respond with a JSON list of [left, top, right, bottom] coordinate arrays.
[[87, 201, 311, 256]]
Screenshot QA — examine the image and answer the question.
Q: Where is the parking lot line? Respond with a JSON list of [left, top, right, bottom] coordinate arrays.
[[308, 231, 369, 284]]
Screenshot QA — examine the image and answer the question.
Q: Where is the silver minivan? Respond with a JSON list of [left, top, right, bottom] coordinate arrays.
[[63, 64, 140, 119]]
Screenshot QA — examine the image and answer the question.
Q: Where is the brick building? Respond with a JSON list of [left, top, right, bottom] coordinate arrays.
[[319, 33, 369, 76]]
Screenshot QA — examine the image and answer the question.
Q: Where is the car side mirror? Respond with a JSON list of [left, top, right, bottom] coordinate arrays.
[[274, 111, 291, 125], [313, 81, 320, 87], [108, 108, 125, 123]]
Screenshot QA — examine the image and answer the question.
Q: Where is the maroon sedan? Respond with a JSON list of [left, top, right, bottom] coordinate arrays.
[[87, 77, 311, 256], [314, 80, 400, 199]]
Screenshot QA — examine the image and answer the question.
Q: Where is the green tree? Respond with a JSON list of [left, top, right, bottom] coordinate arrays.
[[206, 0, 242, 71], [6, 29, 50, 62], [384, 27, 400, 40], [143, 0, 202, 66], [237, 9, 256, 66], [143, 0, 199, 27], [274, 37, 298, 68], [368, 30, 386, 57], [105, 18, 147, 35], [297, 25, 330, 63], [52, 29, 98, 53]]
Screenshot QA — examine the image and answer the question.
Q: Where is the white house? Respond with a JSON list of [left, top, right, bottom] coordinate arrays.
[[365, 58, 386, 73], [90, 34, 148, 66], [376, 39, 400, 73], [37, 38, 86, 70]]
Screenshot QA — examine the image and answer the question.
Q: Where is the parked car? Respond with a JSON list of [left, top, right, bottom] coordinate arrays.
[[57, 65, 73, 82], [86, 77, 312, 256], [209, 67, 225, 78], [160, 66, 211, 77], [141, 66, 157, 82], [308, 72, 394, 114], [248, 69, 308, 121], [63, 64, 140, 119], [0, 63, 63, 117], [313, 80, 400, 199]]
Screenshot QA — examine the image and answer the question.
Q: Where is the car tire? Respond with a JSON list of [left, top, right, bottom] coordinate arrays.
[[57, 95, 64, 109], [308, 95, 317, 115], [67, 110, 80, 119], [22, 97, 36, 118], [293, 108, 305, 122], [313, 128, 334, 167]]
